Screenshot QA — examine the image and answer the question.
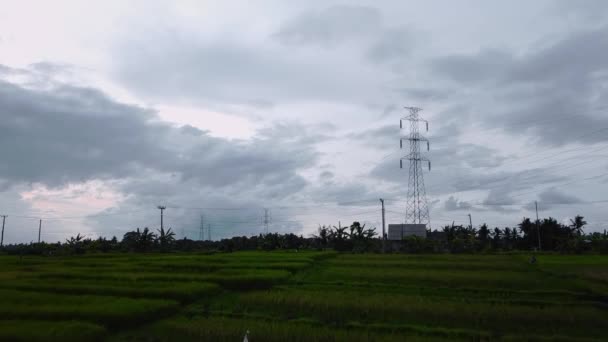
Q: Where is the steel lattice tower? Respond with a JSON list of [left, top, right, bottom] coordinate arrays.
[[400, 107, 431, 226]]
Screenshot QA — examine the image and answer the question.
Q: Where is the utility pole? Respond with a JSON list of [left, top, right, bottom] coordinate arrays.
[[208, 224, 211, 241], [1, 215, 6, 247], [262, 208, 271, 234], [38, 219, 42, 243], [400, 106, 431, 227], [468, 213, 473, 229], [200, 215, 205, 241], [157, 206, 166, 230], [380, 199, 386, 253], [535, 201, 542, 251]]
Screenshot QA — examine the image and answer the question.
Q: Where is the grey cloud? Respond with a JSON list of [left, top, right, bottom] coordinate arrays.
[[524, 188, 582, 211], [366, 28, 412, 63], [0, 65, 334, 240], [273, 5, 383, 46], [319, 170, 334, 182], [346, 124, 398, 149], [112, 30, 380, 109], [379, 104, 399, 118], [479, 189, 521, 213], [370, 148, 565, 202], [28, 62, 75, 76], [431, 49, 513, 84], [444, 196, 472, 211], [429, 26, 608, 147], [398, 87, 450, 102], [552, 0, 608, 22], [274, 5, 413, 65], [0, 65, 318, 194]]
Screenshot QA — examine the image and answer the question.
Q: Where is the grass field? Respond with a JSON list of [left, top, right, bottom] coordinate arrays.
[[0, 252, 606, 341]]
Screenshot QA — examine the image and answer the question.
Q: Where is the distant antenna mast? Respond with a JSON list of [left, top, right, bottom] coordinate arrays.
[[262, 208, 271, 234], [400, 107, 431, 227], [157, 206, 166, 230], [200, 215, 204, 241]]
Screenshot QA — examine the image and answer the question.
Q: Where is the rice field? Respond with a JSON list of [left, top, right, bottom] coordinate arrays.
[[0, 252, 606, 341]]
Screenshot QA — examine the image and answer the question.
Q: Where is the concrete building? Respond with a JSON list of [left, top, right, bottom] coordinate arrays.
[[387, 224, 427, 240]]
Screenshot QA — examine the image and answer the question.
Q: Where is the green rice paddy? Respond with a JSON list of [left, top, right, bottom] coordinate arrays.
[[0, 252, 606, 341]]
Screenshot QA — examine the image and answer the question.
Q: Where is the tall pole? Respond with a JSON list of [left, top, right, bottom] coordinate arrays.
[[468, 213, 473, 229], [262, 208, 271, 235], [200, 215, 204, 241], [208, 224, 211, 241], [38, 219, 42, 243], [157, 206, 166, 230], [380, 199, 386, 253], [1, 215, 6, 247], [535, 201, 542, 251]]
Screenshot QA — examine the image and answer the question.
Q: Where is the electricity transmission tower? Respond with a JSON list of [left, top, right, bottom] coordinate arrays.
[[400, 107, 431, 226], [262, 208, 271, 234]]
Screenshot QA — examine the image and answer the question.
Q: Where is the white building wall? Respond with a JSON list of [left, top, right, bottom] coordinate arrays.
[[387, 224, 427, 240]]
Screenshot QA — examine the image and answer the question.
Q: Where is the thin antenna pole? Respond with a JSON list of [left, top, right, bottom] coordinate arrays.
[[157, 206, 166, 230], [200, 215, 205, 241], [38, 219, 42, 243], [380, 199, 386, 253], [262, 208, 271, 234], [535, 201, 542, 251], [0, 215, 6, 247]]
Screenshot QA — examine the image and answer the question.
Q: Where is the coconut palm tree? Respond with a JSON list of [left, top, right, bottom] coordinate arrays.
[[157, 227, 176, 251], [569, 215, 587, 236]]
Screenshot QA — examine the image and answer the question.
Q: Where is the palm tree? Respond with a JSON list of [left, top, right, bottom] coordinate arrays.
[[66, 233, 84, 245], [363, 227, 377, 239], [331, 224, 349, 242], [477, 224, 490, 243], [66, 233, 85, 254], [569, 215, 587, 236], [492, 227, 502, 248], [157, 227, 176, 251], [312, 225, 330, 249], [349, 222, 366, 240], [122, 228, 156, 252]]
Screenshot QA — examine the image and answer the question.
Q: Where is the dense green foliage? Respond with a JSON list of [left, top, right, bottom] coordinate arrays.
[[0, 252, 606, 341], [2, 216, 607, 255]]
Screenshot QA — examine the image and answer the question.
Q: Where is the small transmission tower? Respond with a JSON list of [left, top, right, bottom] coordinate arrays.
[[262, 208, 271, 234], [400, 107, 431, 226]]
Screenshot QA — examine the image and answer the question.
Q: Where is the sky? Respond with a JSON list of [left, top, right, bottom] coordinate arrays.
[[1, 0, 608, 243]]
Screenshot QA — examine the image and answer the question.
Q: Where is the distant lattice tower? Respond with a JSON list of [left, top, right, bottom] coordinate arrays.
[[400, 107, 431, 226]]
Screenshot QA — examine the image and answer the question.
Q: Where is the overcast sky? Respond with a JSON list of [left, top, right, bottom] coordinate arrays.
[[1, 0, 608, 243]]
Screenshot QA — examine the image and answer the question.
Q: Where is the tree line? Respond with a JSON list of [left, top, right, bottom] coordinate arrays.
[[1, 216, 607, 255]]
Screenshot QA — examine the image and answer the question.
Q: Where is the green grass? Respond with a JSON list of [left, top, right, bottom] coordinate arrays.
[[0, 279, 220, 302], [110, 316, 459, 342], [228, 288, 605, 336], [0, 289, 179, 327], [0, 320, 107, 342], [0, 251, 606, 341]]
